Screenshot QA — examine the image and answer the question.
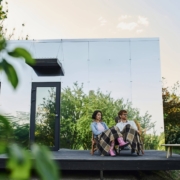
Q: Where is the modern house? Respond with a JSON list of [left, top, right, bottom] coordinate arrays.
[[0, 38, 163, 150]]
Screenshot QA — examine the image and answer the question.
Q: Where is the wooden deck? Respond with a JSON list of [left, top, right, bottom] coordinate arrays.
[[1, 149, 180, 170]]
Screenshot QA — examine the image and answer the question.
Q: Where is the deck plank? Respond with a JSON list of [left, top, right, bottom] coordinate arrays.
[[1, 149, 180, 170]]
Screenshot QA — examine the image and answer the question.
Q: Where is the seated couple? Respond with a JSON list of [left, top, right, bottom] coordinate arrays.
[[90, 110, 143, 156]]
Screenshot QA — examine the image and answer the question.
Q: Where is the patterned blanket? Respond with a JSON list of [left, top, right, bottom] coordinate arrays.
[[121, 124, 144, 154], [96, 126, 122, 155]]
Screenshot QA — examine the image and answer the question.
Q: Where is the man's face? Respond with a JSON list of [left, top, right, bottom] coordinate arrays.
[[120, 113, 128, 120]]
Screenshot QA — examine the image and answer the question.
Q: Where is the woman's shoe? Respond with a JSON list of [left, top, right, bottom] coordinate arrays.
[[109, 149, 116, 156], [117, 137, 129, 148]]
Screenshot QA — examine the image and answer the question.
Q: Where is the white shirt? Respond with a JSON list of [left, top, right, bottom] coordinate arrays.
[[116, 120, 138, 131]]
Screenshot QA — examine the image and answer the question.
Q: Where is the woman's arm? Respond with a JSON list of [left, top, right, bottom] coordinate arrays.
[[90, 123, 102, 136]]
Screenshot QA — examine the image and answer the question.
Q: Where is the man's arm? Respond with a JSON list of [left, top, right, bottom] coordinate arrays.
[[133, 120, 142, 135], [116, 122, 122, 131], [131, 121, 138, 131]]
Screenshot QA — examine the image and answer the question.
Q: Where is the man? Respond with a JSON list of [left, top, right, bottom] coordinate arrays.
[[116, 110, 139, 133], [115, 110, 143, 154]]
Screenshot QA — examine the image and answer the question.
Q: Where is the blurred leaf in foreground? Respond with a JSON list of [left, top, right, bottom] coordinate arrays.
[[7, 144, 32, 180], [8, 47, 35, 65], [0, 59, 18, 88], [32, 144, 60, 180]]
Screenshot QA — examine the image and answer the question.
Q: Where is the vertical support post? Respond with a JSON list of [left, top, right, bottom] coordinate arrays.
[[100, 170, 103, 180], [170, 147, 173, 157], [166, 147, 170, 158]]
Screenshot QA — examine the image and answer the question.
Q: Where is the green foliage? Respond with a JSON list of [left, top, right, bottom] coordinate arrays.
[[0, 0, 28, 40], [165, 124, 180, 144], [0, 36, 6, 50], [6, 83, 154, 151], [163, 81, 180, 144], [7, 144, 32, 180], [60, 83, 88, 149], [0, 36, 35, 88], [13, 123, 30, 148], [0, 143, 60, 180], [0, 0, 8, 36], [35, 88, 56, 146], [139, 112, 155, 132], [2, 112, 30, 148], [31, 144, 59, 180], [0, 114, 60, 180], [0, 114, 12, 138], [143, 131, 165, 150], [0, 58, 18, 88], [163, 82, 180, 126], [8, 47, 35, 65], [60, 82, 153, 150]]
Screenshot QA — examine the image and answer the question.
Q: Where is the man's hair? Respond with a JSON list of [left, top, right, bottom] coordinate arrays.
[[118, 110, 127, 116], [92, 110, 102, 120]]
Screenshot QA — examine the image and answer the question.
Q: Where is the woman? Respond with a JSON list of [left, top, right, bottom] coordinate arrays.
[[91, 110, 129, 156]]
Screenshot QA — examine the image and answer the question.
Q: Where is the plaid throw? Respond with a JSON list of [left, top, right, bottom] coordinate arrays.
[[96, 126, 122, 155], [121, 124, 143, 154]]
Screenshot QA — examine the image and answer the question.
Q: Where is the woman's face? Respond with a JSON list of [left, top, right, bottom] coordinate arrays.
[[96, 112, 101, 121]]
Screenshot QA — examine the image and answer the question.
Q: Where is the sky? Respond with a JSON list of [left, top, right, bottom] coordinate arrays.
[[5, 0, 180, 88]]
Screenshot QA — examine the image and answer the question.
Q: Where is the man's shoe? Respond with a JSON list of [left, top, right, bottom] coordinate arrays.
[[123, 145, 131, 150], [131, 149, 135, 154], [117, 137, 129, 148]]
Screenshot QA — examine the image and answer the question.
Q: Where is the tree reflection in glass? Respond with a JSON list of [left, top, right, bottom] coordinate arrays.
[[35, 87, 56, 147]]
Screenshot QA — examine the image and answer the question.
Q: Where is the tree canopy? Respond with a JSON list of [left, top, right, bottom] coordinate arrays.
[[60, 82, 154, 150], [163, 82, 180, 143]]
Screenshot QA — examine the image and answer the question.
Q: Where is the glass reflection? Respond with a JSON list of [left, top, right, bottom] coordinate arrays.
[[89, 41, 131, 101], [12, 111, 30, 148], [35, 87, 56, 147], [0, 70, 31, 148], [61, 42, 89, 92], [130, 40, 163, 134]]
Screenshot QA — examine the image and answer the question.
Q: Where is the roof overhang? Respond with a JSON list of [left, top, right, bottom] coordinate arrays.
[[30, 58, 64, 76]]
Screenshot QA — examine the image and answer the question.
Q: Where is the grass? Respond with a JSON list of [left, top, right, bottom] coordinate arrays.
[[172, 147, 180, 154]]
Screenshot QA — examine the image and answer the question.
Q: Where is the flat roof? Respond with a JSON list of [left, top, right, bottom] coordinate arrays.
[[8, 37, 159, 43]]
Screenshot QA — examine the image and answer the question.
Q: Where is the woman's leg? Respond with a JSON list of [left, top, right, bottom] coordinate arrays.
[[97, 126, 129, 156], [109, 140, 116, 156]]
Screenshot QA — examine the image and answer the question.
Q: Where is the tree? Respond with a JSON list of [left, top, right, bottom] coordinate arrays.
[[0, 0, 8, 36], [35, 87, 56, 146], [0, 0, 28, 40], [163, 81, 180, 143], [60, 82, 154, 150], [163, 82, 180, 126], [3, 112, 30, 148]]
